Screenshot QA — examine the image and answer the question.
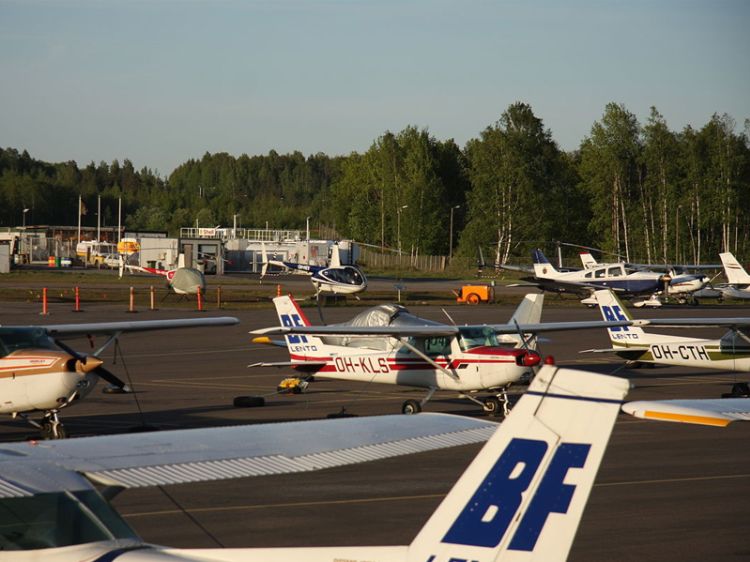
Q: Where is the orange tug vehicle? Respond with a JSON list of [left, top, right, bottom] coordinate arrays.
[[454, 284, 494, 305]]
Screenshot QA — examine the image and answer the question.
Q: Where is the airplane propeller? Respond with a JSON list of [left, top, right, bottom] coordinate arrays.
[[53, 337, 130, 392]]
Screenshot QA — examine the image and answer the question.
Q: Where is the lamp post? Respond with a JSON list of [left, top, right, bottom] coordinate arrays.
[[397, 205, 408, 258], [449, 205, 460, 261], [22, 208, 29, 229]]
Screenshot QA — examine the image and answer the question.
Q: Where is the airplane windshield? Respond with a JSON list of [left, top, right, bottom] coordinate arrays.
[[457, 327, 499, 351], [0, 490, 137, 550], [0, 328, 56, 358], [322, 267, 364, 285]]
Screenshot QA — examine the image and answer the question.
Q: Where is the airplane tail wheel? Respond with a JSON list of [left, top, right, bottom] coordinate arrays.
[[402, 399, 422, 415], [466, 293, 480, 305], [482, 396, 502, 417], [233, 396, 265, 407]]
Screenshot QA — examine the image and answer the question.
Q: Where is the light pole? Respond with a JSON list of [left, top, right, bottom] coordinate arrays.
[[22, 208, 29, 229], [449, 205, 460, 261], [397, 205, 408, 258]]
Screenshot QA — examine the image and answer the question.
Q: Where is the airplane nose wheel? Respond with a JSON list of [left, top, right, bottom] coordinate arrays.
[[402, 399, 422, 415], [40, 411, 66, 439], [482, 396, 502, 417]]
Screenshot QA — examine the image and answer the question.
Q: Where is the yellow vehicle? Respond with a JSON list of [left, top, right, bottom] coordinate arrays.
[[277, 377, 309, 394], [454, 284, 494, 305]]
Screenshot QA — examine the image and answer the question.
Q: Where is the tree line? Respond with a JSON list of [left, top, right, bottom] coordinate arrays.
[[1, 101, 748, 265]]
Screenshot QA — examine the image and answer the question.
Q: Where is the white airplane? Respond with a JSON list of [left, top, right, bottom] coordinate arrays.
[[0, 364, 629, 562], [587, 289, 750, 371], [251, 293, 634, 416], [718, 252, 750, 299], [261, 242, 367, 297], [623, 398, 750, 426], [579, 252, 714, 303], [0, 316, 239, 438], [122, 254, 206, 296]]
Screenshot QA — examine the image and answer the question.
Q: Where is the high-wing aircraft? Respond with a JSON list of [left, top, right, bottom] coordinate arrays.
[[623, 398, 750, 426], [586, 289, 750, 371], [579, 252, 714, 303], [251, 293, 633, 415], [0, 316, 238, 438], [718, 252, 750, 300], [261, 242, 367, 297], [0, 364, 629, 562]]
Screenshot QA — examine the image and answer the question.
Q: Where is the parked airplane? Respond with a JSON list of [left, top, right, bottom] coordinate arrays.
[[579, 252, 715, 303], [251, 293, 633, 415], [718, 252, 750, 299], [261, 243, 367, 297], [623, 398, 750, 426], [587, 289, 750, 371], [519, 249, 710, 307], [0, 364, 629, 562], [0, 316, 239, 438], [122, 254, 206, 296]]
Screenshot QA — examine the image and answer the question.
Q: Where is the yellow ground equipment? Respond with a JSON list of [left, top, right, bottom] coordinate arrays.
[[454, 284, 494, 305], [277, 377, 309, 394]]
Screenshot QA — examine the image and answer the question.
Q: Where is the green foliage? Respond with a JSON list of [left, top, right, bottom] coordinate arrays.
[[1, 101, 749, 265]]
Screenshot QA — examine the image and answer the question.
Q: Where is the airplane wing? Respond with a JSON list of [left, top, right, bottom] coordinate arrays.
[[0, 414, 495, 495], [21, 317, 240, 338], [640, 318, 750, 329], [622, 399, 750, 427], [248, 361, 328, 371], [252, 320, 635, 338]]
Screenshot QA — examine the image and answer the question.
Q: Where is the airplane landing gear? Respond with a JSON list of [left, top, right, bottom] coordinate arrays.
[[402, 399, 422, 415], [40, 411, 66, 440]]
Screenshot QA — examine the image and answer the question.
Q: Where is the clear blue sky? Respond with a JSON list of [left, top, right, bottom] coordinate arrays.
[[1, 0, 748, 176]]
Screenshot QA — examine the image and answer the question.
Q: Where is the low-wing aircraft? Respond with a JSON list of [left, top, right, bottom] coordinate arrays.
[[579, 252, 715, 303], [586, 289, 750, 371], [251, 293, 634, 415], [0, 316, 239, 438], [718, 252, 750, 300], [261, 243, 367, 297], [0, 365, 629, 562]]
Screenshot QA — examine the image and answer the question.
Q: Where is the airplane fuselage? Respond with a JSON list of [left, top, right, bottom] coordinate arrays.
[[0, 350, 98, 413], [290, 344, 537, 391]]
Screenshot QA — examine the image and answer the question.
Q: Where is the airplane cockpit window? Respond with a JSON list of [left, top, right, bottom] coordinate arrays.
[[0, 329, 56, 358], [594, 269, 606, 278], [0, 490, 137, 550], [607, 266, 623, 277], [424, 337, 451, 356], [584, 271, 593, 279], [322, 267, 364, 285], [458, 327, 499, 351]]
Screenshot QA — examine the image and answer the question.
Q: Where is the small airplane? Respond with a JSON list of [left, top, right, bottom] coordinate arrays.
[[250, 293, 634, 415], [586, 289, 750, 371], [718, 252, 750, 300], [261, 242, 367, 297], [509, 249, 707, 307], [122, 254, 206, 296], [0, 316, 239, 438], [579, 251, 715, 303], [623, 397, 750, 427], [0, 364, 629, 561]]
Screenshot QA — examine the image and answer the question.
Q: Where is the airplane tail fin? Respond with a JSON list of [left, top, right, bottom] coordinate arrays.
[[579, 252, 598, 269], [593, 289, 647, 344], [532, 249, 558, 278], [719, 252, 750, 285], [503, 293, 544, 349], [272, 295, 326, 359], [407, 365, 629, 562], [261, 242, 269, 278]]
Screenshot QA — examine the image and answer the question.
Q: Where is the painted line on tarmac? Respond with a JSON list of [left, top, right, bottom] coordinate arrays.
[[122, 472, 750, 519]]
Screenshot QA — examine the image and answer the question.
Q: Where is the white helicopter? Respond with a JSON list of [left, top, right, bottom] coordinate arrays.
[[260, 243, 367, 297], [0, 316, 238, 438], [250, 293, 633, 415]]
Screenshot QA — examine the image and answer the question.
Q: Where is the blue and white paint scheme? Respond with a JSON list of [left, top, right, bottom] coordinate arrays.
[[0, 365, 629, 562], [261, 243, 367, 297]]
